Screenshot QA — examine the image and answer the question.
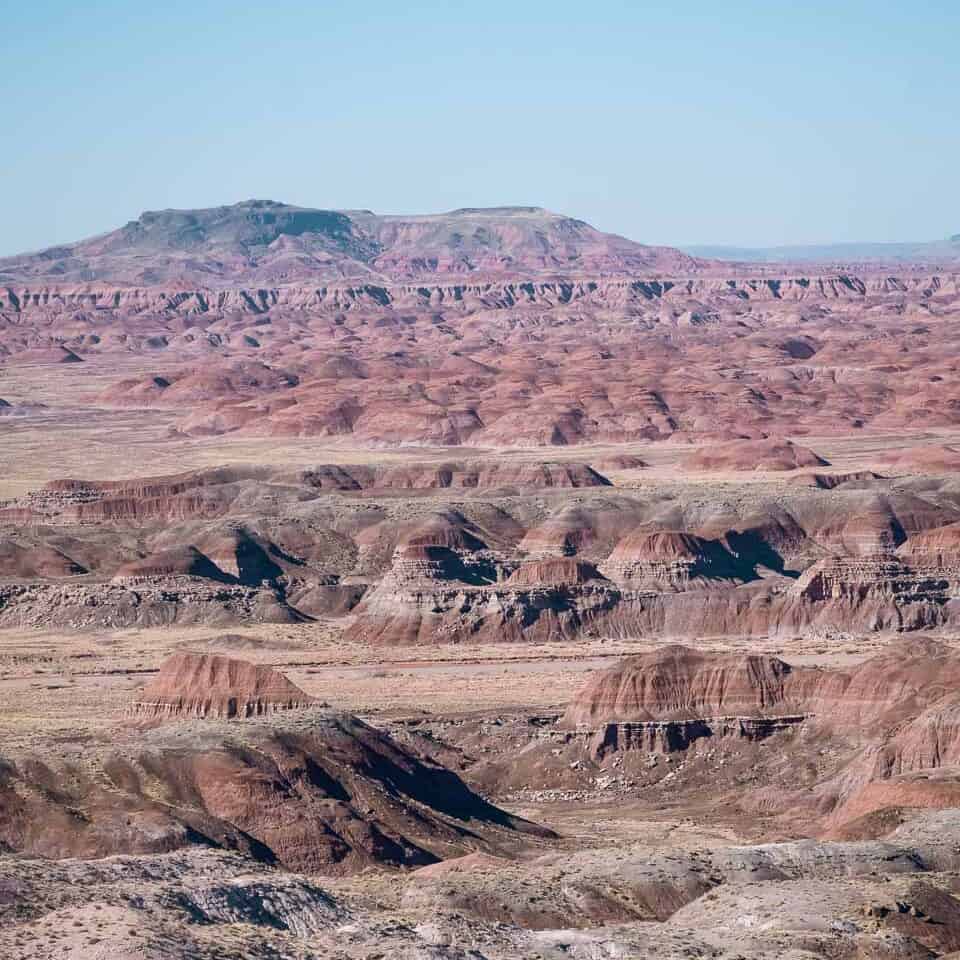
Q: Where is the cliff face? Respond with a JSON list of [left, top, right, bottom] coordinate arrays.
[[4, 274, 957, 312], [565, 639, 960, 731]]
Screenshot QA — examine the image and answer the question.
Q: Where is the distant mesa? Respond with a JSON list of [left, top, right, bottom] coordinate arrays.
[[130, 652, 315, 720], [0, 199, 706, 285]]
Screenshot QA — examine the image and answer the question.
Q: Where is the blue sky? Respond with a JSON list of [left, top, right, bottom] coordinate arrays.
[[2, 0, 958, 255]]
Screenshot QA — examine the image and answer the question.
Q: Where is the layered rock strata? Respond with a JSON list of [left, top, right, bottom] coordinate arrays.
[[130, 653, 314, 720]]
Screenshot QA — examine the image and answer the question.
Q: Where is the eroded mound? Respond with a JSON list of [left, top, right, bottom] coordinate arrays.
[[130, 652, 314, 719], [562, 644, 807, 726], [112, 545, 235, 583], [505, 558, 604, 587], [555, 639, 960, 839], [681, 438, 830, 472], [0, 711, 551, 873]]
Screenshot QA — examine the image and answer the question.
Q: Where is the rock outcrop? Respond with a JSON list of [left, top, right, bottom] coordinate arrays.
[[130, 653, 314, 719], [562, 645, 811, 727], [601, 530, 739, 589], [0, 713, 552, 872], [562, 639, 960, 835]]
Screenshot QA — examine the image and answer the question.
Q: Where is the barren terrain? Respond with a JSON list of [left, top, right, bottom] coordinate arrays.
[[4, 203, 960, 958]]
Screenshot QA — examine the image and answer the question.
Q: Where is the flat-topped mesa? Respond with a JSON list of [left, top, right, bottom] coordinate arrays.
[[0, 201, 705, 285], [562, 644, 811, 728], [601, 530, 734, 589], [562, 640, 960, 777], [130, 652, 315, 720], [21, 467, 263, 524]]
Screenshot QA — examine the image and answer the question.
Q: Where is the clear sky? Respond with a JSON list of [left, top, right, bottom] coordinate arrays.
[[2, 0, 958, 255]]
